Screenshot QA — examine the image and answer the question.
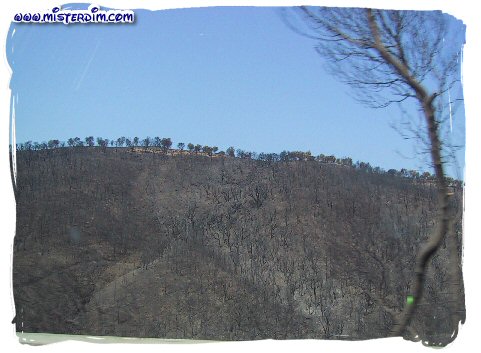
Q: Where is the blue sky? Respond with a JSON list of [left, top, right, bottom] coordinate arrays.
[[6, 4, 465, 177]]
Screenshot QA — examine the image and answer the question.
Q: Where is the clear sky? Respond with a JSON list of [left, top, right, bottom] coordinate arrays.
[[6, 4, 465, 178]]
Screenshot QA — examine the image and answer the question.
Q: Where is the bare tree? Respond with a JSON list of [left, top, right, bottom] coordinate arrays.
[[161, 138, 172, 153], [291, 6, 465, 342]]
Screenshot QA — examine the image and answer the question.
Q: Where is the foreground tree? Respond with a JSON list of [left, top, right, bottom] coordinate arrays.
[[293, 6, 465, 343]]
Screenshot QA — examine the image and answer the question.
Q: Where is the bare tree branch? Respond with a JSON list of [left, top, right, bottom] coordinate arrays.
[[289, 6, 465, 343]]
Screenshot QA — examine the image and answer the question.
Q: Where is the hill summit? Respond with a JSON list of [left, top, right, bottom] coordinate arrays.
[[12, 146, 464, 344]]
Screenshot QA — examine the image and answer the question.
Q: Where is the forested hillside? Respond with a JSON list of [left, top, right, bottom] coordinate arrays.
[[12, 146, 464, 344]]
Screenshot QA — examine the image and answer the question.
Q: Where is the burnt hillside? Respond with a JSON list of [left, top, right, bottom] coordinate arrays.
[[12, 147, 464, 344]]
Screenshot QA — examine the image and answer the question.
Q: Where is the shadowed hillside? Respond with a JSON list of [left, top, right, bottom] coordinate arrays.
[[12, 147, 464, 344]]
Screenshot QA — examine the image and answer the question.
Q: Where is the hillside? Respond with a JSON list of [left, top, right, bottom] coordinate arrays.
[[12, 147, 465, 344]]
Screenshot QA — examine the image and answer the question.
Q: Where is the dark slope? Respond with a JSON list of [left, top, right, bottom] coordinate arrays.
[[12, 147, 464, 343]]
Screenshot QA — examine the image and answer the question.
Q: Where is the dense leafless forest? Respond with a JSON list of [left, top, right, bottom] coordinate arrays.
[[12, 144, 464, 345]]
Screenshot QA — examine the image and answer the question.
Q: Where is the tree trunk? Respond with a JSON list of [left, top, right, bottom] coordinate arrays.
[[364, 9, 462, 339], [390, 97, 455, 338]]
